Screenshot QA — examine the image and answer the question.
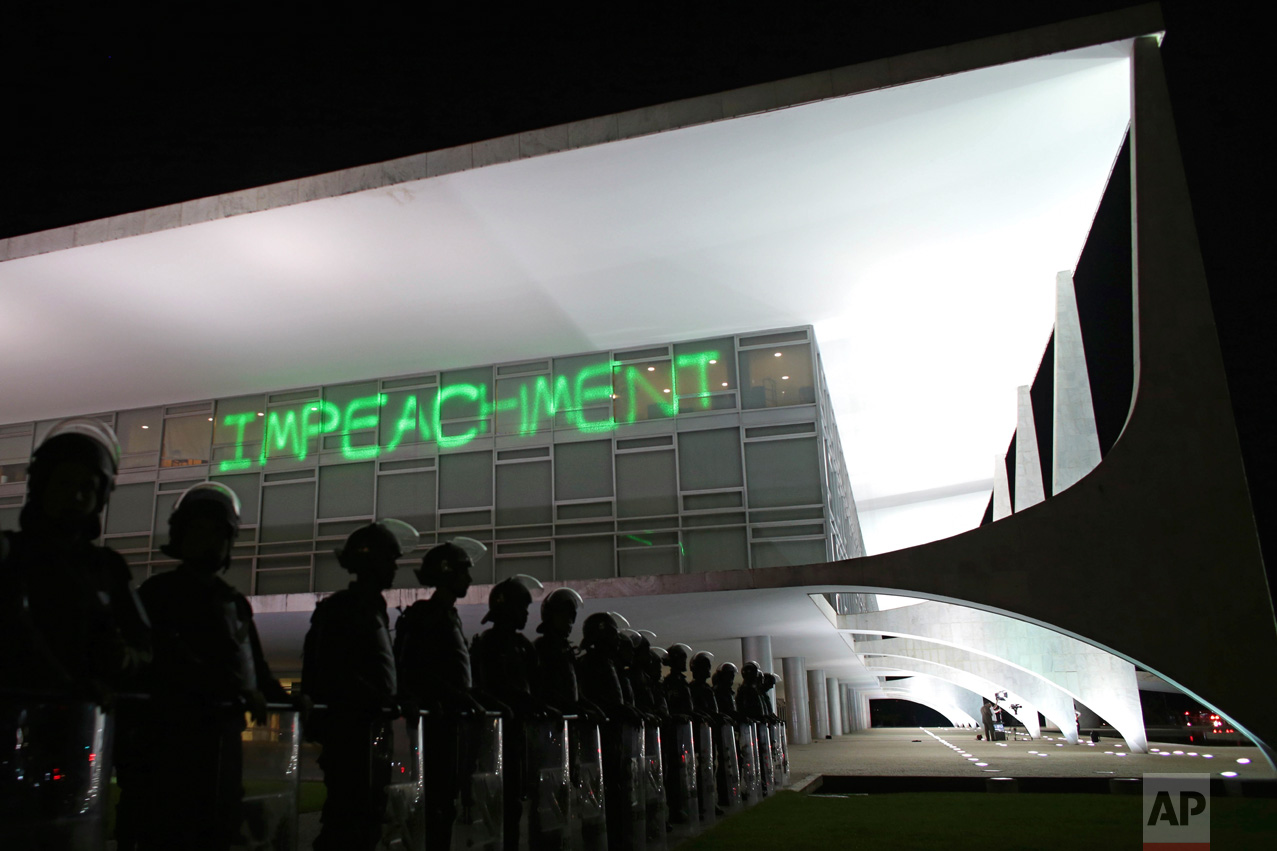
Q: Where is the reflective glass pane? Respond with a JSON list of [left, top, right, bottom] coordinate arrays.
[[117, 408, 162, 455], [211, 472, 262, 527], [554, 441, 613, 501], [213, 396, 266, 444], [615, 451, 678, 518], [673, 338, 737, 411], [318, 462, 374, 519], [376, 470, 437, 532], [678, 428, 742, 491], [751, 539, 828, 568], [612, 360, 675, 424], [496, 462, 552, 527], [738, 344, 815, 409], [161, 414, 213, 467], [683, 527, 749, 573], [555, 536, 614, 580], [259, 481, 316, 543], [744, 439, 823, 508], [105, 482, 155, 534], [439, 451, 493, 510]]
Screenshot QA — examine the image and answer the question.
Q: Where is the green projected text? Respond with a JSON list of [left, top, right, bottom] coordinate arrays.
[[219, 350, 722, 471]]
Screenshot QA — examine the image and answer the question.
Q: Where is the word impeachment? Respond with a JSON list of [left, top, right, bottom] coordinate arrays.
[[219, 351, 722, 471]]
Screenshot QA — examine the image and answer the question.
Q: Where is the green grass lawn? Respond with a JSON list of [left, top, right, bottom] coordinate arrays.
[[676, 791, 1277, 850]]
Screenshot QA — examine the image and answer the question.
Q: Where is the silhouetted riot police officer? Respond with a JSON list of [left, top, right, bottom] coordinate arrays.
[[760, 672, 780, 721], [0, 418, 150, 696], [533, 587, 600, 718], [621, 629, 664, 723], [736, 661, 768, 721], [1, 419, 150, 850], [662, 643, 696, 719], [472, 574, 552, 851], [302, 519, 417, 851], [688, 651, 721, 719], [131, 482, 289, 851], [394, 538, 485, 851], [712, 663, 743, 721]]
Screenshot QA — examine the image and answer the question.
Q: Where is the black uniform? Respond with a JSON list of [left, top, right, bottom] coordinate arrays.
[[302, 584, 397, 851], [532, 633, 579, 712], [133, 569, 287, 851]]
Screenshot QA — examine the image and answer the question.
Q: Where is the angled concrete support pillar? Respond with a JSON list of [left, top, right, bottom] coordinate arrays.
[[1014, 385, 1046, 511], [741, 635, 775, 711], [781, 656, 810, 745], [1053, 270, 1103, 494], [807, 669, 829, 740], [843, 604, 1142, 749], [882, 676, 981, 727], [859, 649, 1044, 738], [992, 455, 1013, 520]]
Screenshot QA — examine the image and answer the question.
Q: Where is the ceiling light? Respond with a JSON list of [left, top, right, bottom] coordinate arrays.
[[722, 382, 729, 387], [1221, 771, 1238, 777], [663, 389, 670, 393], [773, 352, 782, 357], [257, 412, 264, 416], [708, 359, 717, 365], [647, 366, 655, 372], [207, 417, 213, 422], [141, 425, 149, 429], [1237, 758, 1251, 764], [782, 375, 789, 380]]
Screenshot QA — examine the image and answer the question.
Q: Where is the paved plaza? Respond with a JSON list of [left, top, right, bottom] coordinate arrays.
[[784, 727, 1274, 782]]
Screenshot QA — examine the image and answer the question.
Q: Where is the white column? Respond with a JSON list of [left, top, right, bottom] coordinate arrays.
[[1014, 385, 1046, 510], [742, 635, 775, 711], [807, 669, 829, 740], [781, 657, 810, 745], [840, 683, 852, 733], [827, 678, 843, 737], [992, 455, 1013, 520], [1053, 270, 1103, 495]]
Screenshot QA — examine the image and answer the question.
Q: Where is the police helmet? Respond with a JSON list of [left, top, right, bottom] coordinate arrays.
[[482, 574, 543, 624], [581, 611, 620, 649], [417, 536, 485, 586], [538, 586, 584, 631], [161, 481, 242, 561], [28, 418, 121, 506], [666, 643, 692, 669], [337, 518, 419, 572]]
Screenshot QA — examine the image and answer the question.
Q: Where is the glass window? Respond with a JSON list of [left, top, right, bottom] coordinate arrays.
[[161, 415, 213, 468], [683, 527, 749, 573], [256, 569, 312, 595], [259, 481, 316, 543], [116, 408, 162, 467], [738, 343, 815, 409], [751, 539, 828, 569], [224, 560, 253, 596], [618, 546, 679, 577], [615, 451, 678, 518], [495, 556, 553, 583], [613, 360, 675, 424], [318, 462, 374, 519], [214, 396, 266, 445], [496, 462, 552, 527], [438, 451, 493, 510], [376, 470, 436, 532], [105, 482, 155, 534], [210, 472, 262, 527], [152, 490, 183, 548], [673, 337, 737, 412], [553, 353, 615, 434], [0, 463, 28, 485], [438, 367, 493, 435], [380, 389, 434, 453], [314, 551, 348, 593], [553, 440, 613, 501], [494, 375, 553, 437], [0, 433, 32, 462], [745, 438, 823, 508], [555, 536, 614, 581], [0, 506, 21, 533], [678, 428, 743, 491]]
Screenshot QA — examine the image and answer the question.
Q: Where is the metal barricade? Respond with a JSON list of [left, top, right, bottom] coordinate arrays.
[[714, 722, 741, 813], [525, 717, 571, 850], [736, 722, 761, 805], [453, 712, 505, 851], [694, 721, 716, 829], [641, 724, 667, 851], [239, 707, 302, 850], [0, 694, 112, 851], [382, 712, 425, 851], [755, 721, 774, 796], [566, 718, 607, 851], [663, 719, 698, 841]]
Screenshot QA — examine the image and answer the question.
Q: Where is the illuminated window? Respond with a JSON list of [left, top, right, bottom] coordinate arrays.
[[738, 343, 815, 409], [0, 463, 28, 485], [612, 360, 675, 423], [117, 408, 162, 468], [554, 353, 616, 433], [673, 337, 737, 412], [160, 414, 212, 468]]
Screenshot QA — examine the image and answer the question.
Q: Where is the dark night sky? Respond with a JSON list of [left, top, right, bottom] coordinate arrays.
[[2, 2, 1271, 572]]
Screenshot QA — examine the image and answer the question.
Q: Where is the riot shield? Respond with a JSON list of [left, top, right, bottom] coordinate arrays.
[[714, 723, 741, 813], [0, 694, 111, 851], [602, 720, 645, 851], [525, 717, 570, 850], [771, 721, 789, 788], [756, 722, 773, 796], [641, 724, 667, 851], [238, 706, 302, 850], [662, 719, 698, 841], [694, 721, 716, 829], [736, 722, 761, 805], [566, 718, 608, 851], [383, 711, 425, 851], [453, 712, 505, 851]]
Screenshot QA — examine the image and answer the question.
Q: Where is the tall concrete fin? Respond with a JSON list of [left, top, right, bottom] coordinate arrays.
[[993, 454, 1013, 520], [1014, 385, 1046, 511], [1053, 270, 1103, 494]]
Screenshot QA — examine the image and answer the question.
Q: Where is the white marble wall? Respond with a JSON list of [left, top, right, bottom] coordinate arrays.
[[1052, 270, 1104, 495], [1014, 385, 1046, 510]]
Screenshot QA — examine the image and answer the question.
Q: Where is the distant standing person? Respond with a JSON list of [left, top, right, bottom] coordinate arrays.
[[981, 700, 995, 741], [302, 520, 417, 851]]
